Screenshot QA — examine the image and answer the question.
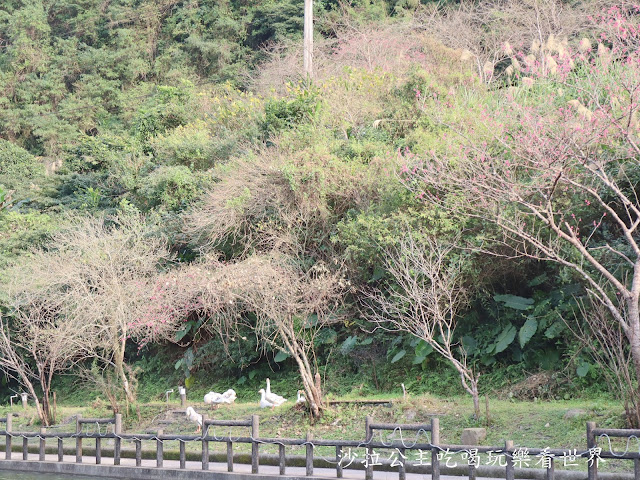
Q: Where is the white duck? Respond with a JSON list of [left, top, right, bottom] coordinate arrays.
[[185, 406, 203, 433], [259, 388, 286, 408], [265, 378, 287, 405], [296, 390, 306, 405]]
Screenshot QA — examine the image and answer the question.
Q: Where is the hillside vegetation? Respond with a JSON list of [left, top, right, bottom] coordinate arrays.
[[1, 0, 639, 428]]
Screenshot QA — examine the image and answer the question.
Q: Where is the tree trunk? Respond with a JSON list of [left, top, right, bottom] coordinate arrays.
[[625, 300, 640, 428], [115, 339, 136, 405]]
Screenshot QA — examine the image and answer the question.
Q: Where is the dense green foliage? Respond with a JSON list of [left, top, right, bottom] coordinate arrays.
[[0, 0, 628, 410]]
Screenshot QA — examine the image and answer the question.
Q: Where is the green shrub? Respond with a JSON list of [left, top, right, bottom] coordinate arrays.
[[136, 165, 202, 212], [0, 139, 44, 188]]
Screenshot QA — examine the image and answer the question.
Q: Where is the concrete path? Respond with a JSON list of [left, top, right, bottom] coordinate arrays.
[[0, 451, 503, 480]]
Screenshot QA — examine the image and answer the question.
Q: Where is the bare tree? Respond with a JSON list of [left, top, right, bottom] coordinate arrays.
[[5, 215, 171, 410], [568, 298, 640, 427], [363, 235, 479, 419], [132, 254, 343, 419], [0, 302, 90, 425], [416, 0, 590, 83]]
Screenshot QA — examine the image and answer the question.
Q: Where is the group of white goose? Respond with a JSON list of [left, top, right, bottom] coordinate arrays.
[[184, 379, 306, 432]]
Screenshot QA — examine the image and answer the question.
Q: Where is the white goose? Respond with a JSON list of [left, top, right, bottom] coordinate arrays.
[[259, 388, 286, 408], [265, 378, 287, 405], [296, 390, 306, 405], [185, 406, 203, 433], [204, 389, 237, 405]]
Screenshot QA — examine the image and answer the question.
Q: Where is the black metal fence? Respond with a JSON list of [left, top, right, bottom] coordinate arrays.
[[0, 414, 638, 479]]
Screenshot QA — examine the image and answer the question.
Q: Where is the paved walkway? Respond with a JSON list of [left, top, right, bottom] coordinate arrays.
[[0, 451, 503, 479]]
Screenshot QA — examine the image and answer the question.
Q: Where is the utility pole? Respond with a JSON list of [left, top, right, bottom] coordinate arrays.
[[303, 0, 313, 79]]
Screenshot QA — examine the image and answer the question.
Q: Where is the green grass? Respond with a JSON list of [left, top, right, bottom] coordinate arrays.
[[0, 391, 630, 472]]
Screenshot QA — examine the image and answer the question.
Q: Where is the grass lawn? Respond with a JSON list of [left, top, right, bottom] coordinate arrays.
[[0, 392, 633, 473]]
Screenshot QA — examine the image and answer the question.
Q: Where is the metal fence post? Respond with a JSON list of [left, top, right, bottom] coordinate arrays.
[[202, 415, 209, 471], [279, 443, 286, 475], [587, 422, 598, 480], [39, 428, 46, 461], [547, 457, 555, 480], [5, 414, 11, 460], [431, 418, 440, 480], [306, 432, 314, 476], [135, 439, 142, 467], [179, 440, 186, 469], [227, 441, 233, 472], [57, 437, 63, 462], [75, 414, 82, 463], [505, 440, 514, 480], [365, 416, 373, 480], [251, 414, 259, 474], [156, 428, 163, 468], [96, 436, 101, 464], [114, 414, 122, 466]]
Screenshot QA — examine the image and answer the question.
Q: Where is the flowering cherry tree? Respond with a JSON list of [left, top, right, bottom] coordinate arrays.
[[402, 5, 640, 424], [132, 254, 342, 419]]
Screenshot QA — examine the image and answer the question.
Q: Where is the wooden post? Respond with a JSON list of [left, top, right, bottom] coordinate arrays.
[[20, 393, 28, 410], [179, 387, 186, 408], [303, 0, 313, 78], [634, 458, 639, 480], [75, 414, 82, 463], [251, 414, 259, 474], [156, 428, 163, 468], [306, 432, 314, 476], [227, 441, 233, 472], [279, 443, 286, 475], [57, 437, 63, 462], [95, 437, 101, 464], [5, 414, 12, 460], [39, 428, 46, 461], [22, 436, 28, 460], [485, 394, 490, 426], [365, 416, 373, 480], [179, 440, 186, 469], [135, 439, 142, 467], [398, 447, 406, 480], [336, 445, 343, 478], [586, 422, 597, 480], [505, 440, 514, 480], [431, 418, 440, 480], [114, 414, 122, 466], [202, 414, 209, 471]]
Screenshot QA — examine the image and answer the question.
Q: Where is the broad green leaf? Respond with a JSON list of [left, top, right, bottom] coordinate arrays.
[[391, 349, 406, 363], [494, 323, 517, 354], [528, 273, 548, 287], [544, 321, 565, 339], [461, 336, 477, 356], [519, 317, 538, 348], [576, 361, 591, 377], [494, 294, 534, 310], [340, 335, 358, 354], [360, 337, 374, 345], [248, 370, 258, 379], [175, 323, 191, 342], [274, 351, 289, 362], [413, 341, 433, 364]]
